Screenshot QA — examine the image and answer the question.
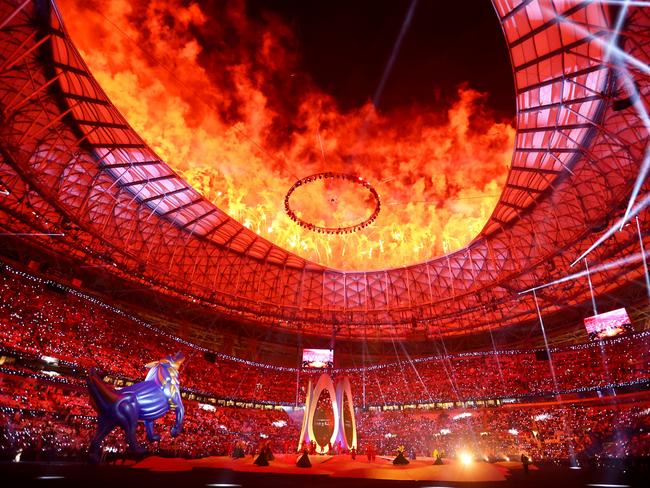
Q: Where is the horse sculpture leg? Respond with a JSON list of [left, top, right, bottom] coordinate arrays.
[[145, 420, 160, 442], [115, 396, 146, 456], [89, 416, 115, 464]]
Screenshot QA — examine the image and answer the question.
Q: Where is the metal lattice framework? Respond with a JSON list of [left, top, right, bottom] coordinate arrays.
[[0, 0, 648, 341]]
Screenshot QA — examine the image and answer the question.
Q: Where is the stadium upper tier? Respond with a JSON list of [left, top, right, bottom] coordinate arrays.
[[0, 0, 649, 340], [2, 266, 649, 405]]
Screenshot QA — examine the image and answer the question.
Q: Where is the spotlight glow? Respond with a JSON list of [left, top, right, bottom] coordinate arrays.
[[459, 451, 473, 465]]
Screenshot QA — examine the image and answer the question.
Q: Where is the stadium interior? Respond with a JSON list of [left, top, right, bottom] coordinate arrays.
[[1, 0, 649, 487]]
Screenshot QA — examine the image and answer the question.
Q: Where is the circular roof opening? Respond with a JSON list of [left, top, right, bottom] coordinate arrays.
[[59, 0, 514, 270]]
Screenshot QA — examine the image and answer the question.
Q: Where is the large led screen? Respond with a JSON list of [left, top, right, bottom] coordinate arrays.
[[302, 348, 333, 369], [584, 308, 633, 340]]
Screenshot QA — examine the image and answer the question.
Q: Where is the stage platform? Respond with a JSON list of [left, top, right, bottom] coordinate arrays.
[[1, 458, 645, 488], [132, 454, 528, 482]]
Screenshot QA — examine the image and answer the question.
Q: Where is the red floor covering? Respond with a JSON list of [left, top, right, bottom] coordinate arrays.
[[131, 455, 537, 481]]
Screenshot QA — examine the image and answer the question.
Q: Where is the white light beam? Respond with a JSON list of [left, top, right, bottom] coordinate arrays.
[[570, 193, 650, 267], [521, 249, 649, 295]]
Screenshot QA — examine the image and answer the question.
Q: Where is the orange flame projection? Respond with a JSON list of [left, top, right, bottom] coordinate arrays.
[[58, 0, 514, 270]]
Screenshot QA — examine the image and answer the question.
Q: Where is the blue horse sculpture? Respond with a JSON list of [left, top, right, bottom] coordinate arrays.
[[87, 352, 185, 463]]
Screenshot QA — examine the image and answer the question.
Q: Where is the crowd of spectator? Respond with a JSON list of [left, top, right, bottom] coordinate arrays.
[[1, 266, 649, 408], [345, 336, 650, 405], [1, 369, 649, 463], [0, 267, 295, 403], [356, 402, 650, 461]]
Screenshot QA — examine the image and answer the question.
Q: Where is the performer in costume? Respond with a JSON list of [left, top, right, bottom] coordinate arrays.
[[264, 440, 275, 461], [86, 352, 185, 463], [232, 441, 245, 459], [434, 450, 443, 465], [393, 445, 410, 465], [296, 448, 312, 468], [367, 443, 376, 462], [254, 445, 269, 466]]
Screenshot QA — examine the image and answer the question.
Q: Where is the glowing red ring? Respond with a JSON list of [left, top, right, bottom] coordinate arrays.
[[284, 172, 381, 234]]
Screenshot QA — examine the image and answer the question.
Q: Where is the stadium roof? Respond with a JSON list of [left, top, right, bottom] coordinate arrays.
[[0, 0, 648, 340]]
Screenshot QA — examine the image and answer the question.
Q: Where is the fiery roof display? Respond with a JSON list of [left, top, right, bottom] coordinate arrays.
[[57, 0, 515, 270], [0, 0, 648, 341]]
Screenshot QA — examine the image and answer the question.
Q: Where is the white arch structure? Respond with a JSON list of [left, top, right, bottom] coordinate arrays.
[[335, 376, 357, 450], [297, 373, 357, 453]]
